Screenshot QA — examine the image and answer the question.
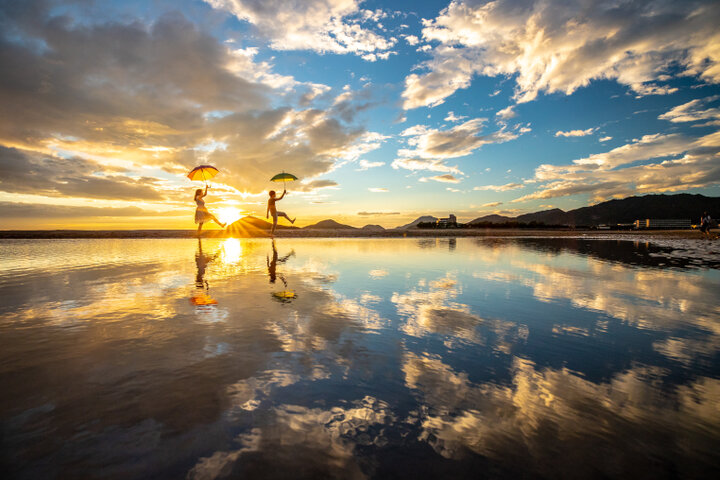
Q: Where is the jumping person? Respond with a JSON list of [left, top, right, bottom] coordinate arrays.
[[266, 189, 295, 235], [194, 185, 225, 234]]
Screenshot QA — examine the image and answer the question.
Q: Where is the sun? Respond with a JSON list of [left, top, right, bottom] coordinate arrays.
[[216, 207, 242, 226]]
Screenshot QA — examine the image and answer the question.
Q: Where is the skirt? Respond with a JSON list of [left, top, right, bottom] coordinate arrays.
[[195, 207, 212, 224]]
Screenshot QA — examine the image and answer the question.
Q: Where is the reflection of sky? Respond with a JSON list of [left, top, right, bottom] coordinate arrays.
[[1, 238, 719, 478]]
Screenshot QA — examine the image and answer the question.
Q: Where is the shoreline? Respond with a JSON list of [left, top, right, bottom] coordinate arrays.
[[0, 228, 715, 240]]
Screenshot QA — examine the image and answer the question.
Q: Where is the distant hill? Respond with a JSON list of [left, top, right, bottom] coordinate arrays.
[[303, 219, 357, 229], [517, 208, 568, 225], [490, 194, 720, 226], [361, 224, 385, 231], [468, 214, 514, 224], [397, 216, 437, 229]]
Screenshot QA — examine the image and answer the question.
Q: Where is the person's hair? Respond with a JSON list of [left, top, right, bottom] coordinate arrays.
[[195, 189, 202, 198], [269, 190, 276, 196]]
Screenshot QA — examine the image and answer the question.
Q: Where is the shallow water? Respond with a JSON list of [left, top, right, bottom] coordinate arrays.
[[1, 237, 719, 479]]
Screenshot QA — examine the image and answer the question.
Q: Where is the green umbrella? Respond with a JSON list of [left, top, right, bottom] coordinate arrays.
[[270, 172, 298, 189]]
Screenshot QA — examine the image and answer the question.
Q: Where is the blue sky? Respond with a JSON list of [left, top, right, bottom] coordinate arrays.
[[1, 0, 719, 228]]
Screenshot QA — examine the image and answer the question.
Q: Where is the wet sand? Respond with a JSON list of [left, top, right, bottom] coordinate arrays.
[[0, 228, 716, 240]]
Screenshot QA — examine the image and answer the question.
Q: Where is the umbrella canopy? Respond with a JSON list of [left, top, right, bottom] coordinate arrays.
[[270, 172, 298, 183], [188, 165, 219, 183]]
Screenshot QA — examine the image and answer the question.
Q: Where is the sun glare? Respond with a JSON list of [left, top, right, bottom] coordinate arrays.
[[220, 238, 242, 265], [216, 207, 242, 226]]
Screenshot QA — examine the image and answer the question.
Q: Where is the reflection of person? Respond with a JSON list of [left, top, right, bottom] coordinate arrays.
[[195, 186, 225, 234], [267, 239, 294, 287], [195, 238, 220, 290], [266, 189, 295, 235]]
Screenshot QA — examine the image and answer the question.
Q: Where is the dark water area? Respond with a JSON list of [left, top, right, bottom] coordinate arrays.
[[1, 237, 719, 479]]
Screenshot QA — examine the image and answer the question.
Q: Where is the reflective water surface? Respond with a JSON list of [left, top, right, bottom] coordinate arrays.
[[1, 237, 719, 479]]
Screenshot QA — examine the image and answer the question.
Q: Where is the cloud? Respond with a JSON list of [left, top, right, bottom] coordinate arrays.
[[404, 34, 420, 46], [0, 202, 173, 219], [474, 183, 524, 192], [0, 2, 393, 217], [357, 211, 399, 216], [425, 174, 461, 183], [481, 201, 502, 207], [658, 96, 720, 124], [444, 111, 467, 122], [293, 179, 339, 192], [402, 0, 720, 108], [513, 129, 720, 202], [393, 118, 521, 174], [495, 106, 516, 120], [368, 187, 388, 193], [0, 146, 165, 201], [555, 128, 596, 137], [206, 0, 396, 58], [356, 159, 385, 171], [599, 136, 613, 142]]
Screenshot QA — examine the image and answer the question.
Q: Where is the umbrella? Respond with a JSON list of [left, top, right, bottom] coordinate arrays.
[[270, 172, 298, 189], [188, 165, 219, 186]]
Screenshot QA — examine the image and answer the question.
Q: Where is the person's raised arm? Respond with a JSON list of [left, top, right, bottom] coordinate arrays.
[[278, 189, 286, 200], [203, 185, 208, 197]]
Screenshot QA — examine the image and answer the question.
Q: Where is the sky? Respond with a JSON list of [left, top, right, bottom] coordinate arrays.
[[1, 0, 719, 229]]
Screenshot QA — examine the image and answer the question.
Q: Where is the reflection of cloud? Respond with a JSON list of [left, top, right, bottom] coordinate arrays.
[[369, 269, 388, 278], [188, 396, 395, 479], [404, 353, 720, 477], [392, 274, 517, 349]]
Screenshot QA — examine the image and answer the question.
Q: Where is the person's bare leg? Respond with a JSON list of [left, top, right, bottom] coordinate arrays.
[[271, 217, 277, 236], [197, 222, 203, 235], [279, 212, 294, 224], [211, 215, 226, 228]]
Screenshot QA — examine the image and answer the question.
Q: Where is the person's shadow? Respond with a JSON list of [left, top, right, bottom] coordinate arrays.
[[192, 238, 220, 305], [267, 239, 296, 301]]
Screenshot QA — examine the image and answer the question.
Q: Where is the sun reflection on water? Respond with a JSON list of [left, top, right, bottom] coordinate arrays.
[[220, 238, 242, 265]]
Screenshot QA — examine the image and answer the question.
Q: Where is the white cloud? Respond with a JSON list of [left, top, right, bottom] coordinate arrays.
[[659, 96, 720, 124], [206, 0, 396, 58], [368, 187, 388, 193], [474, 183, 524, 192], [356, 159, 385, 171], [496, 106, 516, 120], [402, 0, 720, 109], [404, 34, 419, 45], [555, 128, 596, 137], [513, 129, 720, 203], [481, 201, 502, 207], [393, 118, 522, 174], [599, 136, 613, 142], [444, 111, 467, 123], [424, 174, 461, 183]]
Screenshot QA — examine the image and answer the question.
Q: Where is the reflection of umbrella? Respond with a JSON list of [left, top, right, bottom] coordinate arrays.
[[272, 290, 297, 302], [190, 292, 218, 305], [188, 165, 219, 186], [270, 172, 298, 189]]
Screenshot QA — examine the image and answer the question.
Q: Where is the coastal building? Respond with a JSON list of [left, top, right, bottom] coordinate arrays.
[[633, 219, 691, 229], [437, 214, 457, 228]]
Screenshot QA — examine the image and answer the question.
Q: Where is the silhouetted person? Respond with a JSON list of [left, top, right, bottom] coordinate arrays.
[[267, 239, 294, 287], [700, 211, 712, 237], [267, 189, 295, 235], [195, 185, 225, 235]]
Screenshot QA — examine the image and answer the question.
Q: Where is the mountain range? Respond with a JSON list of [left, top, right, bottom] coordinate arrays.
[[468, 194, 719, 227]]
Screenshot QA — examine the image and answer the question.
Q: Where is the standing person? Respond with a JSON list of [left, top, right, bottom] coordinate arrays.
[[194, 185, 225, 234], [699, 211, 712, 237], [266, 189, 295, 236]]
